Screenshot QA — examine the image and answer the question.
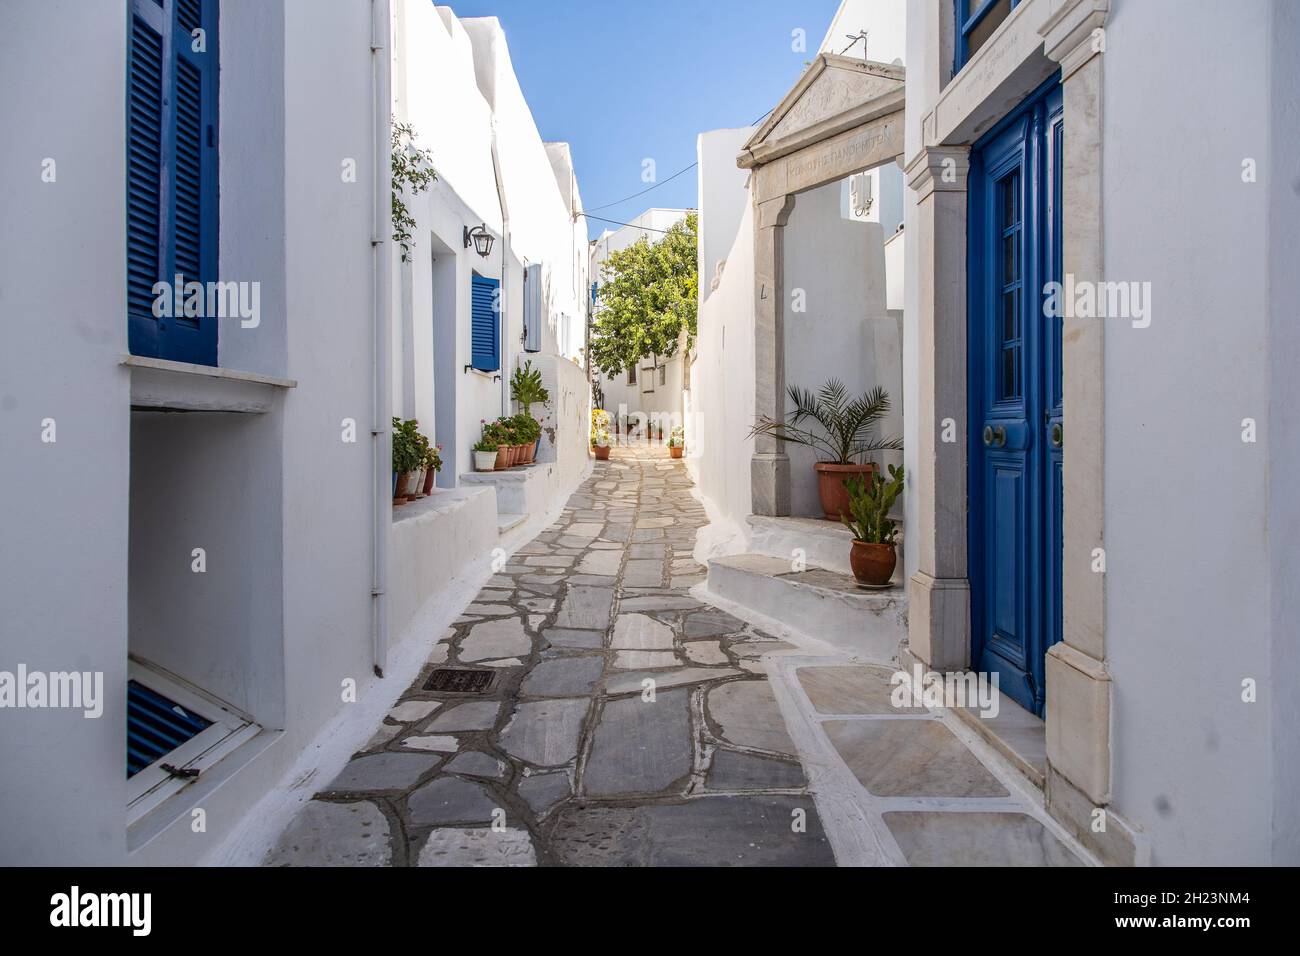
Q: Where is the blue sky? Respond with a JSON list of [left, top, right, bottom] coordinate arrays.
[[451, 0, 842, 238]]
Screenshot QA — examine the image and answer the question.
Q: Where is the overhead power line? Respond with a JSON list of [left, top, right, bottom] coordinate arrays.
[[586, 162, 698, 213], [579, 212, 682, 234]]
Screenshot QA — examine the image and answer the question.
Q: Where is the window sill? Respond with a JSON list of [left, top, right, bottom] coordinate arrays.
[[122, 354, 297, 413]]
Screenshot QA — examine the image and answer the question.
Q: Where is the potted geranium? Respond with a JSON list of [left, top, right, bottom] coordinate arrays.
[[840, 464, 904, 587], [749, 380, 901, 521], [591, 409, 612, 461], [473, 435, 498, 472], [421, 443, 443, 495], [667, 425, 685, 459], [391, 417, 422, 505]]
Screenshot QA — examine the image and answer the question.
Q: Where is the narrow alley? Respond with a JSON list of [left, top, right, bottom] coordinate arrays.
[[268, 445, 1086, 867]]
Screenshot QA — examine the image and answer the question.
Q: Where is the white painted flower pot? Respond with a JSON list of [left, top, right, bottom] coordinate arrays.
[[474, 450, 497, 472]]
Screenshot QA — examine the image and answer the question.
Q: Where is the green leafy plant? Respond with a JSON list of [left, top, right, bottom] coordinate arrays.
[[510, 360, 550, 416], [425, 442, 443, 473], [589, 213, 698, 379], [667, 425, 684, 448], [841, 464, 905, 544], [392, 121, 438, 262], [749, 379, 901, 465], [511, 414, 541, 444], [473, 436, 499, 453], [391, 417, 424, 474], [590, 408, 611, 447]]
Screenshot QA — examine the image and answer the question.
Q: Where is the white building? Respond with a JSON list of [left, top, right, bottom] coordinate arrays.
[[589, 208, 692, 440], [686, 0, 1300, 866], [0, 0, 588, 866]]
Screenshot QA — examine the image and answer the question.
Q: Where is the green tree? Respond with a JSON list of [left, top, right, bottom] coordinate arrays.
[[589, 212, 697, 379]]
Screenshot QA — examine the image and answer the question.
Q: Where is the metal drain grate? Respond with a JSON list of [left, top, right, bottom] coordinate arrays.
[[423, 667, 495, 694]]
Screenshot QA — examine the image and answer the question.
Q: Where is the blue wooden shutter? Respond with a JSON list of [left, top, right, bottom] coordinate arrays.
[[471, 274, 500, 372], [127, 0, 219, 366], [523, 263, 541, 353]]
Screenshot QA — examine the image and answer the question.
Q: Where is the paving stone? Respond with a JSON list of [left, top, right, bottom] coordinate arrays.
[[326, 752, 441, 793], [728, 638, 797, 659], [707, 750, 806, 791], [797, 665, 925, 715], [611, 650, 679, 669], [520, 655, 604, 696], [387, 700, 440, 722], [427, 644, 449, 665], [583, 690, 692, 796], [526, 555, 574, 567], [428, 701, 501, 732], [541, 627, 605, 649], [407, 777, 501, 826], [705, 681, 797, 755], [364, 722, 403, 750], [618, 595, 702, 612], [622, 559, 665, 587], [635, 516, 676, 528], [883, 812, 1081, 866], [554, 585, 614, 630], [611, 613, 675, 650], [517, 770, 572, 816], [460, 618, 531, 662], [417, 827, 537, 867], [823, 719, 1009, 798], [566, 522, 605, 538], [444, 750, 507, 779], [604, 667, 743, 695], [498, 697, 589, 766], [401, 734, 460, 753], [267, 800, 391, 866], [683, 640, 728, 665], [576, 550, 623, 575], [684, 610, 746, 638], [549, 796, 834, 866], [483, 657, 524, 668], [465, 603, 516, 616]]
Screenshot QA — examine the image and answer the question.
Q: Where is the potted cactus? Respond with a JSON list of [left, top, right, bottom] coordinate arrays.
[[840, 464, 905, 587]]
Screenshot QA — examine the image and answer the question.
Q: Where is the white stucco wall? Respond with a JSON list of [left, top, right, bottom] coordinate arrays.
[[818, 0, 906, 63], [1099, 0, 1293, 865], [698, 127, 757, 304]]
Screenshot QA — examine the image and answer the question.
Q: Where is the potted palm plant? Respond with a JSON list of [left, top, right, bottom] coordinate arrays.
[[749, 379, 901, 521], [667, 425, 685, 459], [841, 464, 905, 587]]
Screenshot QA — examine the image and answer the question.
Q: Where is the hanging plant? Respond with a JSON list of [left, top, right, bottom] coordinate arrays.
[[392, 120, 438, 262]]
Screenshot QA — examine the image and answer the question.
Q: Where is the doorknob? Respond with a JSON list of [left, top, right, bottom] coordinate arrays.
[[982, 425, 1007, 448], [1050, 422, 1063, 448]]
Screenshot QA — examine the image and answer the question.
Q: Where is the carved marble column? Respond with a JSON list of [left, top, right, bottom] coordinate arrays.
[[751, 193, 795, 516], [905, 145, 971, 672]]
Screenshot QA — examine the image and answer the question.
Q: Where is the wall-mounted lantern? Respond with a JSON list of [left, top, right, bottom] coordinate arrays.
[[463, 223, 495, 258]]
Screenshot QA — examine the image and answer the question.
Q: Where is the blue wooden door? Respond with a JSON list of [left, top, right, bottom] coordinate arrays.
[[968, 78, 1063, 716]]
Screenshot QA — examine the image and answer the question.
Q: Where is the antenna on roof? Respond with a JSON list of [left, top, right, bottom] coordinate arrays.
[[839, 30, 868, 60]]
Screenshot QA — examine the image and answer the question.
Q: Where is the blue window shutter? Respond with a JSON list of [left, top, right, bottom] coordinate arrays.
[[127, 0, 219, 367], [471, 274, 500, 372], [523, 263, 542, 353]]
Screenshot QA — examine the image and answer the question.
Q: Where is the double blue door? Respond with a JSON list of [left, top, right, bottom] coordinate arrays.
[[968, 77, 1063, 716]]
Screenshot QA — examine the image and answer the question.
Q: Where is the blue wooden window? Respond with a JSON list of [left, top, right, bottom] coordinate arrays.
[[127, 0, 219, 367], [127, 679, 211, 778], [954, 0, 1020, 74], [470, 274, 501, 372]]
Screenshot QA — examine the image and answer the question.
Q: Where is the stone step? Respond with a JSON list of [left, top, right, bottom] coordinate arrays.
[[497, 513, 527, 535], [747, 514, 905, 575], [701, 553, 906, 662]]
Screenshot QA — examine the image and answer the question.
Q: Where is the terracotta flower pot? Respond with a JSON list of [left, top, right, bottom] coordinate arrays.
[[593, 444, 610, 461], [495, 444, 511, 470], [514, 443, 528, 466], [669, 446, 683, 459], [850, 540, 896, 587], [422, 467, 437, 495], [814, 461, 876, 521], [394, 470, 415, 505]]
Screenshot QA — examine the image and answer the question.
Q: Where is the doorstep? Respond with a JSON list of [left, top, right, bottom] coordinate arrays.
[[747, 514, 905, 576], [701, 553, 906, 662], [952, 683, 1047, 789]]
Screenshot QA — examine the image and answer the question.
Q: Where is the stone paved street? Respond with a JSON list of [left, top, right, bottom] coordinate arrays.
[[268, 444, 836, 866], [266, 444, 1089, 867]]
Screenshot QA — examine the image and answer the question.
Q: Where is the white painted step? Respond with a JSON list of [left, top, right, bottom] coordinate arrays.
[[497, 513, 527, 535], [702, 553, 906, 662], [747, 514, 905, 575]]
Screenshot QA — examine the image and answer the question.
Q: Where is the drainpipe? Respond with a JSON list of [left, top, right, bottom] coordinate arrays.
[[369, 0, 393, 678], [490, 130, 510, 415]]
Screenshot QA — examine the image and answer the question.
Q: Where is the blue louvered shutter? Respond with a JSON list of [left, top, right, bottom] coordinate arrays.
[[523, 263, 542, 353], [471, 274, 500, 372], [127, 0, 219, 366]]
